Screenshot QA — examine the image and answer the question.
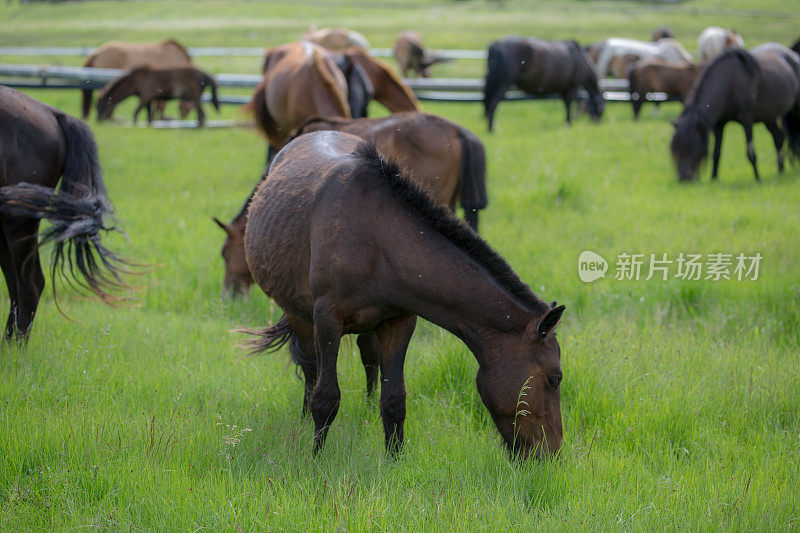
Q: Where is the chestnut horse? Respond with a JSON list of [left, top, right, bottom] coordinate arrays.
[[241, 130, 565, 459], [82, 39, 193, 120], [484, 36, 604, 130], [627, 58, 702, 119], [248, 42, 420, 164], [0, 86, 129, 340], [671, 45, 800, 181], [247, 42, 352, 163], [302, 27, 370, 51], [96, 66, 219, 127], [213, 111, 487, 298]]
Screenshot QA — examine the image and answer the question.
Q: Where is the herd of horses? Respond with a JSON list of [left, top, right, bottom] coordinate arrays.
[[1, 24, 800, 461]]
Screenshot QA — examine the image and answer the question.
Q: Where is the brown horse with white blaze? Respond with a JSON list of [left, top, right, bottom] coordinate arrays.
[[0, 86, 130, 340], [241, 130, 565, 459], [214, 111, 488, 298]]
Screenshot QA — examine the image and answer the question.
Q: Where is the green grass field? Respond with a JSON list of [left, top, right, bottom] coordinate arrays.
[[1, 1, 799, 530]]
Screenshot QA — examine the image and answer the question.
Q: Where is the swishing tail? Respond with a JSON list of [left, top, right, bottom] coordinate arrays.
[[204, 74, 220, 111], [0, 113, 129, 301], [237, 314, 294, 354], [784, 102, 800, 163], [483, 42, 511, 132], [457, 129, 488, 232]]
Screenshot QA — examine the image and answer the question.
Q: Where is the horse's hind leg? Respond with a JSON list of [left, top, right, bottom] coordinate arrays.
[[561, 92, 575, 125], [309, 299, 344, 453], [0, 219, 19, 339], [288, 322, 317, 417], [743, 122, 760, 181], [357, 332, 380, 399], [3, 218, 44, 340], [375, 314, 417, 456], [764, 120, 785, 174], [194, 98, 205, 128]]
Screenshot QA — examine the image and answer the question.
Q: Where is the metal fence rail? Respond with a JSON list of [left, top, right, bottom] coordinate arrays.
[[0, 46, 483, 60], [0, 62, 670, 107]]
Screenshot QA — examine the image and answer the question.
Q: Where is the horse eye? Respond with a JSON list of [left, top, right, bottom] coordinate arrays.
[[547, 376, 561, 388]]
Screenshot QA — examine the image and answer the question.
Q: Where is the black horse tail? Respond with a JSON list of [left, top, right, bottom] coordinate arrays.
[[784, 101, 800, 163], [0, 112, 129, 301], [457, 128, 488, 232], [204, 73, 220, 111], [237, 314, 294, 354], [484, 41, 511, 132]]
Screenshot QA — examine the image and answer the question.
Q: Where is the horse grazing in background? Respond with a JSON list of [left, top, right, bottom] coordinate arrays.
[[302, 27, 370, 51], [484, 36, 604, 130], [393, 31, 449, 77], [96, 66, 219, 127], [627, 59, 702, 119], [240, 130, 566, 459], [593, 37, 692, 78], [697, 27, 745, 64], [0, 86, 130, 340], [671, 45, 800, 182], [652, 26, 674, 41], [82, 39, 193, 120], [214, 111, 487, 298]]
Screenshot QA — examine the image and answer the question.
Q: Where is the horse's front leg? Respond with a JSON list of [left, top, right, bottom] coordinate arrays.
[[743, 121, 759, 181], [132, 100, 146, 124], [310, 299, 343, 454], [375, 314, 417, 456], [711, 123, 724, 180]]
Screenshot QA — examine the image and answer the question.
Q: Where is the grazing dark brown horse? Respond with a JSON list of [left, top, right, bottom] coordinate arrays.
[[627, 58, 702, 119], [0, 86, 128, 340], [82, 39, 193, 120], [247, 42, 352, 163], [484, 36, 604, 130], [96, 66, 219, 127], [241, 131, 565, 459], [670, 45, 800, 182], [392, 31, 448, 78], [214, 111, 488, 298]]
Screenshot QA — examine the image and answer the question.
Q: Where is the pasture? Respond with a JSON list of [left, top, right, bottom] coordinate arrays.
[[1, 0, 799, 529]]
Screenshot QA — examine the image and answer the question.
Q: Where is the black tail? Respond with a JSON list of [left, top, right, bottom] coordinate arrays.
[[236, 314, 294, 354], [457, 128, 488, 232], [484, 42, 512, 132], [204, 73, 220, 111], [785, 103, 800, 163], [0, 113, 129, 301]]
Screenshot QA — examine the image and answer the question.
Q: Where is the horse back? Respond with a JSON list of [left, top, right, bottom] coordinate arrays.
[[0, 86, 64, 188], [752, 46, 800, 120]]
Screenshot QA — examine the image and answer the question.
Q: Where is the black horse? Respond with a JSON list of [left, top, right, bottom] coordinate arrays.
[[484, 36, 604, 131], [0, 86, 129, 340], [670, 45, 800, 182]]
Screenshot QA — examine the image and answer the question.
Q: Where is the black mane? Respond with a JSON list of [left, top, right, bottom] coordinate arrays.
[[688, 48, 759, 105], [354, 140, 551, 316]]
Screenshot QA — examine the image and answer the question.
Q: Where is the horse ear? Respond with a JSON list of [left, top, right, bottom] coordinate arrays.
[[213, 217, 233, 235], [526, 305, 566, 341]]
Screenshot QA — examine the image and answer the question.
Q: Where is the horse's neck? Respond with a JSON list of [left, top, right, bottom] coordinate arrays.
[[391, 223, 539, 363]]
